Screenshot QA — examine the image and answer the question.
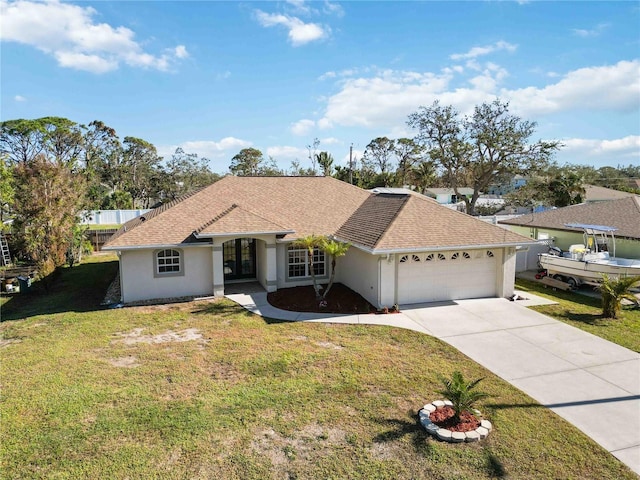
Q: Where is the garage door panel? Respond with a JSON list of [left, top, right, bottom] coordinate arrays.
[[398, 251, 498, 304]]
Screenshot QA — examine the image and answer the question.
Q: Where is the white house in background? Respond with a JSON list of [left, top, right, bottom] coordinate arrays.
[[103, 176, 534, 306], [424, 187, 475, 205]]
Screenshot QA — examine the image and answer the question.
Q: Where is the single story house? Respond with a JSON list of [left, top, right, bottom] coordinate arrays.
[[499, 196, 640, 264], [103, 176, 534, 307]]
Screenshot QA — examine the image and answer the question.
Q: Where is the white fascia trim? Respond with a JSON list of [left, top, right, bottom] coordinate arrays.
[[334, 241, 533, 256], [194, 230, 294, 239], [102, 243, 213, 251], [371, 242, 534, 255]]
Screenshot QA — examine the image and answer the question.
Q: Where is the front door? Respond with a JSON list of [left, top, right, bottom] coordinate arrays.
[[223, 239, 256, 280]]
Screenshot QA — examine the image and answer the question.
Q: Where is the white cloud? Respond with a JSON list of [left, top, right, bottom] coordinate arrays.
[[314, 59, 639, 133], [0, 0, 188, 73], [320, 137, 340, 145], [506, 60, 640, 116], [450, 41, 517, 61], [255, 10, 328, 46], [572, 23, 610, 38], [14, 94, 26, 102], [158, 137, 252, 161], [562, 135, 640, 157], [266, 145, 308, 160], [323, 1, 345, 17], [291, 119, 315, 136]]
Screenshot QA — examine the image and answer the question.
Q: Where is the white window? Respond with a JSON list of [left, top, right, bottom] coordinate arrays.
[[288, 246, 325, 278], [156, 249, 182, 275]]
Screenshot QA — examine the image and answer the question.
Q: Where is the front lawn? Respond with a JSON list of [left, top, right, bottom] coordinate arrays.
[[516, 279, 640, 352], [0, 256, 635, 479]]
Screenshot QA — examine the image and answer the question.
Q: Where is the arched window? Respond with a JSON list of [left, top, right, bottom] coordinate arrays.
[[437, 253, 446, 261], [156, 249, 182, 275], [425, 254, 434, 262], [399, 255, 409, 263], [412, 254, 421, 262], [486, 251, 494, 258]]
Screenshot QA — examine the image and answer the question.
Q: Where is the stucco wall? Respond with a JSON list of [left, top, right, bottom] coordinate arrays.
[[120, 247, 213, 303], [500, 247, 516, 298], [335, 247, 380, 307]]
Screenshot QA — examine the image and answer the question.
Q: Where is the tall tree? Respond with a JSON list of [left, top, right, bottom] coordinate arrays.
[[394, 138, 423, 186], [230, 148, 265, 176], [408, 99, 561, 215], [161, 148, 219, 201], [0, 156, 14, 225], [362, 137, 396, 185], [122, 136, 161, 208], [12, 154, 87, 281], [0, 118, 47, 164], [315, 151, 334, 176]]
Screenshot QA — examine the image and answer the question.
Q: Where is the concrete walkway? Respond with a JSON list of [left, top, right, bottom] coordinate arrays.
[[225, 290, 640, 475]]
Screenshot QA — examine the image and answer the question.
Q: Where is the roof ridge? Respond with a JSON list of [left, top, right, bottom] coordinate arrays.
[[194, 204, 238, 234]]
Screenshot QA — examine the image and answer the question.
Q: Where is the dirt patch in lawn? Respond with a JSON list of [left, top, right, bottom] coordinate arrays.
[[268, 283, 374, 314], [112, 327, 205, 345]]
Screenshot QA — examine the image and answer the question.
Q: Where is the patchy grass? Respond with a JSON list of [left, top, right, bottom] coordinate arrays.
[[0, 257, 635, 479], [516, 279, 640, 352]]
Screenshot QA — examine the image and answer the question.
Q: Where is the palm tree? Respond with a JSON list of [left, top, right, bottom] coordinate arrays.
[[292, 235, 324, 300], [597, 274, 640, 319], [315, 151, 334, 177], [320, 238, 351, 301], [437, 371, 490, 424]]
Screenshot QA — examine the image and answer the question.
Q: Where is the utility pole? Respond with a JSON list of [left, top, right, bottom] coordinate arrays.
[[349, 144, 353, 185]]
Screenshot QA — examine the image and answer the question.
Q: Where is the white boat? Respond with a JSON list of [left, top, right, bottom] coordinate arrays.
[[538, 223, 640, 287]]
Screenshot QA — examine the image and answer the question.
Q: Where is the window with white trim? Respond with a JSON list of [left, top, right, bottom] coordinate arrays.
[[288, 246, 325, 278], [156, 249, 181, 274]]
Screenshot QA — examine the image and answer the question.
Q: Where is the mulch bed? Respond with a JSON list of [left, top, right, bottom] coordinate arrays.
[[429, 406, 481, 432], [267, 283, 375, 314]]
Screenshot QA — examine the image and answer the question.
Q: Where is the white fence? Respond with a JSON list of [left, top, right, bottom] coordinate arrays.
[[81, 209, 151, 225]]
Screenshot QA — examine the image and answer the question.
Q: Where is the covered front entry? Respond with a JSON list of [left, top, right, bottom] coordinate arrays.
[[223, 238, 256, 280], [397, 250, 498, 304]]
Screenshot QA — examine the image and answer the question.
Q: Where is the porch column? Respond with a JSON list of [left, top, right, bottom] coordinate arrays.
[[212, 244, 225, 296], [265, 243, 277, 292]]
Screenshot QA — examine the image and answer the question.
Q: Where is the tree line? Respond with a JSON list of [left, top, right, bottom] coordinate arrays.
[[2, 102, 638, 280]]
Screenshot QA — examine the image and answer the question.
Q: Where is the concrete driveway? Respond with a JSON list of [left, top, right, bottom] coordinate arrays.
[[226, 290, 640, 474]]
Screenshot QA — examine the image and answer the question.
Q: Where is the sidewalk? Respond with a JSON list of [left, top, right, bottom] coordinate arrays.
[[226, 290, 640, 475]]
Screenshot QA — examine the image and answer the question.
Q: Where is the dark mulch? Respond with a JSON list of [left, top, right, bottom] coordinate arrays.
[[267, 283, 375, 314], [430, 406, 481, 432]]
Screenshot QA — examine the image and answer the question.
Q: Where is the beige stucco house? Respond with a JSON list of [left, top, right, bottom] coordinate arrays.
[[103, 176, 534, 307]]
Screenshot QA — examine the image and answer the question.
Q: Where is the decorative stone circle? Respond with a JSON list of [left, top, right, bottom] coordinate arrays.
[[419, 400, 492, 443]]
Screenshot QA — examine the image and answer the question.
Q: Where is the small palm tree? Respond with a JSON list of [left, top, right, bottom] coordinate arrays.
[[597, 274, 640, 319], [320, 238, 350, 301], [437, 371, 490, 424], [293, 235, 324, 300]]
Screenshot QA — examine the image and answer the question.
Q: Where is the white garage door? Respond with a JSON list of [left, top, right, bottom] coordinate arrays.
[[398, 250, 498, 304]]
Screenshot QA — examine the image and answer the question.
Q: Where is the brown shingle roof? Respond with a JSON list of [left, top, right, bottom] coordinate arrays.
[[499, 196, 640, 240], [335, 194, 409, 249], [196, 204, 292, 236], [104, 176, 534, 251], [373, 195, 531, 252], [584, 184, 637, 202]]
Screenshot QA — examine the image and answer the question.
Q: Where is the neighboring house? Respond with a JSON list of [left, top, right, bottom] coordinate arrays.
[[499, 196, 640, 262], [583, 184, 638, 203], [103, 176, 534, 306], [424, 188, 475, 204], [487, 175, 527, 196]]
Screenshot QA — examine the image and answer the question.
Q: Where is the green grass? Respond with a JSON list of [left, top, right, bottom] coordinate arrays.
[[516, 279, 640, 352], [0, 257, 635, 479]]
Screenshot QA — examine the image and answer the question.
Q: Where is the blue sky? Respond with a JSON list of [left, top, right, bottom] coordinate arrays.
[[1, 0, 639, 173]]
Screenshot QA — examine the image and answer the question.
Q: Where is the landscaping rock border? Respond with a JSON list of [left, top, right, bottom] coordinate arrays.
[[418, 400, 492, 443]]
